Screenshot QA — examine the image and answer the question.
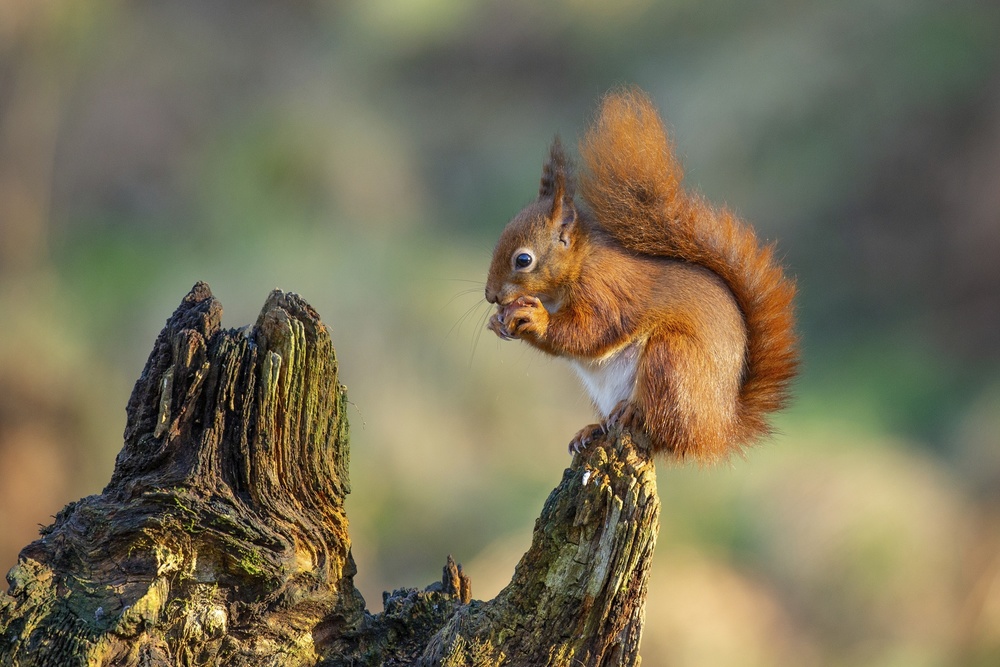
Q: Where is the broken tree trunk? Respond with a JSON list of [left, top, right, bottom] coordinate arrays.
[[0, 283, 659, 666]]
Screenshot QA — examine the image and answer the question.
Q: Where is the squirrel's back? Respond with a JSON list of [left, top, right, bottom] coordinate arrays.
[[578, 87, 798, 451]]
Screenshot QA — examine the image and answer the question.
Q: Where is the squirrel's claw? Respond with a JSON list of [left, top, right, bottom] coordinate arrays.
[[569, 403, 642, 456], [487, 310, 516, 340], [608, 400, 641, 432], [568, 423, 606, 455]]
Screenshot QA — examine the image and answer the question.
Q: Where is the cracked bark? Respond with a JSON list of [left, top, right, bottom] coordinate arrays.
[[0, 283, 659, 666]]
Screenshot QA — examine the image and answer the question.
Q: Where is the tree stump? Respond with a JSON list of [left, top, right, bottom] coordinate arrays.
[[0, 283, 659, 666]]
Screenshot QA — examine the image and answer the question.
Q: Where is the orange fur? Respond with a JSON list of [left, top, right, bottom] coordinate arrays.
[[485, 86, 798, 462], [579, 86, 798, 454]]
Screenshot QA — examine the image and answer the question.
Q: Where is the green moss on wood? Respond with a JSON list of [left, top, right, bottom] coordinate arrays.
[[1, 283, 658, 667]]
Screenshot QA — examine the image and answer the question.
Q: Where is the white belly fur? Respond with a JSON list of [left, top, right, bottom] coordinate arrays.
[[569, 341, 643, 418]]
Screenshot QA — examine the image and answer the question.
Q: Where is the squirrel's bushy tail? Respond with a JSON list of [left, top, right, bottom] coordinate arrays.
[[579, 86, 798, 448]]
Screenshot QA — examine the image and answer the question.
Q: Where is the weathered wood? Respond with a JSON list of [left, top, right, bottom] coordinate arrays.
[[0, 283, 659, 666], [419, 432, 659, 667], [0, 283, 362, 665]]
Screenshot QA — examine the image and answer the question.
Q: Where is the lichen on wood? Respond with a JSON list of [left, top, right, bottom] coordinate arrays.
[[1, 283, 362, 665], [1, 283, 660, 666], [420, 432, 659, 667]]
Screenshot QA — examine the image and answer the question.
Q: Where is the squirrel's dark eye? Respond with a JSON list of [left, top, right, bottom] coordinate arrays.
[[514, 252, 534, 270]]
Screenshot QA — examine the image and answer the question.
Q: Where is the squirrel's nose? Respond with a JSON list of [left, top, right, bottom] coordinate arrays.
[[485, 286, 497, 304]]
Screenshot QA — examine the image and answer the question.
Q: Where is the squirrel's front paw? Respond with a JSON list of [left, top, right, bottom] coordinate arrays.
[[488, 310, 516, 341], [500, 295, 548, 339]]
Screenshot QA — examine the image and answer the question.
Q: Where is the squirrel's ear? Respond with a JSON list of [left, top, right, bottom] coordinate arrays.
[[538, 136, 573, 202], [540, 136, 577, 245], [552, 195, 577, 247]]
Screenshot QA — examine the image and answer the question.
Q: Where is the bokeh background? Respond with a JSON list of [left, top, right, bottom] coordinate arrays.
[[2, 0, 1000, 664]]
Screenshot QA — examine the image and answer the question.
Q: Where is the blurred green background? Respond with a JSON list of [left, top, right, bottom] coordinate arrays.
[[2, 0, 1000, 664]]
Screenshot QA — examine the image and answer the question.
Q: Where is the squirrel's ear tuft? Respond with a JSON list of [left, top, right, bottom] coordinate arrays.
[[539, 136, 574, 202]]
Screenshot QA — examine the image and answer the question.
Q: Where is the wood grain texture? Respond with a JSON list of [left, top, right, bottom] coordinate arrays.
[[0, 283, 659, 666]]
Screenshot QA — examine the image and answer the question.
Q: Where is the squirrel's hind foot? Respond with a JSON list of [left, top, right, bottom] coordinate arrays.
[[569, 402, 644, 456], [608, 400, 642, 433], [568, 423, 606, 455]]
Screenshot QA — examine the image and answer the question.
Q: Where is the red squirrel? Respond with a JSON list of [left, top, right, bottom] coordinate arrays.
[[485, 87, 798, 462]]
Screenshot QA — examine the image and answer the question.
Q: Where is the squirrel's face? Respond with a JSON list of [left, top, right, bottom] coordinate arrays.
[[486, 137, 579, 310], [485, 196, 579, 310]]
